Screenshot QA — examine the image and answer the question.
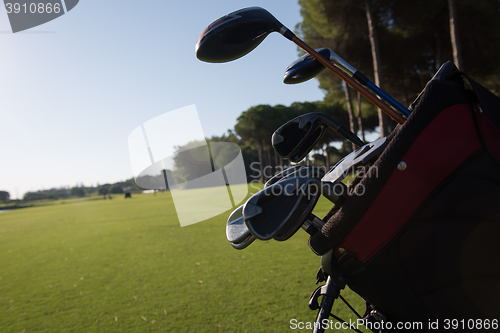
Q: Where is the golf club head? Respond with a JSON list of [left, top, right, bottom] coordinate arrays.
[[272, 178, 323, 241], [266, 166, 343, 204], [230, 233, 256, 250], [283, 48, 330, 84], [322, 137, 388, 184], [226, 205, 249, 243], [272, 113, 326, 162], [196, 7, 284, 63], [265, 165, 326, 188], [265, 165, 307, 187], [226, 205, 256, 250], [243, 176, 322, 241]]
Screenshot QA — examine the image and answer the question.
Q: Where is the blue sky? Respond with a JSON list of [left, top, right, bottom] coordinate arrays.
[[0, 1, 325, 199]]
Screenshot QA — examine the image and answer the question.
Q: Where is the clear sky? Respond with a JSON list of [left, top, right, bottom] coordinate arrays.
[[0, 1, 325, 199]]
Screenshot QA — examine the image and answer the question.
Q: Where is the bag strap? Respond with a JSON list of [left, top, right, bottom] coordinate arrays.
[[460, 72, 500, 129]]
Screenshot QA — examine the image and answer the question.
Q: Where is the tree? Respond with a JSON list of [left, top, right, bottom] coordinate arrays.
[[364, 0, 389, 136], [298, 0, 500, 118], [0, 191, 10, 202], [97, 186, 109, 195], [23, 188, 69, 201], [70, 187, 85, 197], [109, 185, 124, 194], [210, 131, 260, 183], [448, 0, 462, 69], [170, 140, 211, 187], [235, 105, 288, 183], [342, 81, 358, 151], [135, 173, 170, 190], [297, 0, 381, 136], [235, 107, 265, 183], [382, 0, 500, 97], [170, 135, 251, 188], [356, 92, 366, 141]]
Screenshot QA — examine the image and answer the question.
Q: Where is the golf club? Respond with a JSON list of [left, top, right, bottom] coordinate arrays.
[[226, 205, 256, 250], [272, 112, 365, 163], [283, 47, 411, 118], [322, 137, 388, 184], [265, 165, 325, 187], [230, 233, 256, 250], [242, 176, 325, 241], [226, 205, 250, 243], [265, 165, 347, 204], [196, 7, 406, 124]]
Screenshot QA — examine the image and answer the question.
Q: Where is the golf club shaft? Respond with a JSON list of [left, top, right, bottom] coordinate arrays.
[[321, 181, 348, 205], [301, 215, 324, 236], [313, 276, 340, 333], [292, 37, 406, 124], [328, 50, 411, 117], [365, 81, 410, 117], [323, 117, 365, 147]]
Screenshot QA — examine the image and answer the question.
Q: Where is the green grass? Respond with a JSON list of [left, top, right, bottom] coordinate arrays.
[[0, 186, 367, 332]]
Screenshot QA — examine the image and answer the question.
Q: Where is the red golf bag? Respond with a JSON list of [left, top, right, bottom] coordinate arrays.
[[309, 62, 500, 328]]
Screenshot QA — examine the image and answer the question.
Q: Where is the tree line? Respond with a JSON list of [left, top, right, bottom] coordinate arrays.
[[297, 0, 500, 137], [19, 179, 143, 202]]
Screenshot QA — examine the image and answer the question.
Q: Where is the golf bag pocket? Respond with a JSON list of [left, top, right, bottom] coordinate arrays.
[[309, 62, 500, 324]]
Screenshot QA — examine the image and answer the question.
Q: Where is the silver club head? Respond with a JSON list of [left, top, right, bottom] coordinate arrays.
[[243, 176, 323, 241], [226, 205, 256, 250]]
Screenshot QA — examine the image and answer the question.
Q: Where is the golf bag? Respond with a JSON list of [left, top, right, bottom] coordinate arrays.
[[309, 62, 500, 326]]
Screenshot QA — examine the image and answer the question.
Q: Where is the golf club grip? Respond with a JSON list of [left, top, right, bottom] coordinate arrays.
[[292, 37, 406, 125]]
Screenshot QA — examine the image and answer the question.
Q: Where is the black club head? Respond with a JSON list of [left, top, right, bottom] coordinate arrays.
[[196, 7, 285, 63]]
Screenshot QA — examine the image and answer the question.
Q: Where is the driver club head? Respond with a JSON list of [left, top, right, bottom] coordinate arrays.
[[226, 205, 256, 250], [243, 176, 322, 241], [272, 113, 327, 162], [196, 7, 285, 63]]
